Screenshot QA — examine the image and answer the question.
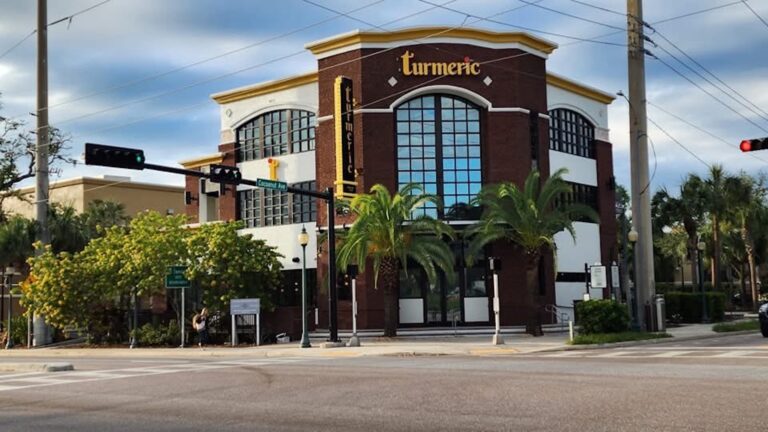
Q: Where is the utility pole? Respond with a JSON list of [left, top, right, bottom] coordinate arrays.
[[33, 0, 51, 346], [627, 0, 655, 331]]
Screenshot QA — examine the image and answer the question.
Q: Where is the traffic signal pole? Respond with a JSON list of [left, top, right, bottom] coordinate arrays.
[[85, 145, 341, 343], [627, 0, 655, 331]]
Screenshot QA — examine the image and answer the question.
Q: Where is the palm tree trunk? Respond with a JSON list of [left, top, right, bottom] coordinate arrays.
[[712, 216, 721, 291], [380, 257, 399, 337], [742, 225, 758, 308], [688, 242, 697, 291], [740, 263, 747, 306], [525, 255, 543, 337]]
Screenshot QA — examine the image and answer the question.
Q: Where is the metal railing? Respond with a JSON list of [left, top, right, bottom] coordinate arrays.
[[544, 304, 571, 332]]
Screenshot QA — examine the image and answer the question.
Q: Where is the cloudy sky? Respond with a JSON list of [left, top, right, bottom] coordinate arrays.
[[1, 0, 767, 196]]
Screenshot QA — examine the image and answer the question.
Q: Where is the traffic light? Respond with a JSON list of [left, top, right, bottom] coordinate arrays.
[[208, 164, 242, 185], [85, 143, 145, 169], [740, 138, 768, 152]]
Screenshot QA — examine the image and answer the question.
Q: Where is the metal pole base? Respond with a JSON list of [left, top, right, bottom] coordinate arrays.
[[347, 335, 361, 347], [492, 333, 505, 345], [300, 336, 312, 349]]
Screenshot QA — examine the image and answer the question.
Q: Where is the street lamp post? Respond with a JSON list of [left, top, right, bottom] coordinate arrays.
[[489, 257, 503, 345], [697, 240, 710, 323], [298, 226, 311, 348], [628, 228, 640, 331], [5, 267, 18, 349], [346, 264, 360, 347]]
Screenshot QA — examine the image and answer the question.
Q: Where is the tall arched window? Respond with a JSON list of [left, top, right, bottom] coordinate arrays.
[[395, 95, 482, 219], [548, 108, 595, 159], [236, 109, 315, 162]]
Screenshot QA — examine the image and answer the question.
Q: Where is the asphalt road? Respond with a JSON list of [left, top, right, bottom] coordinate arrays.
[[0, 333, 766, 431]]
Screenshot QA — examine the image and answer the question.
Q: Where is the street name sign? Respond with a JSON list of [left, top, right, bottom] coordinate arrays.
[[256, 178, 288, 192], [165, 266, 190, 288]]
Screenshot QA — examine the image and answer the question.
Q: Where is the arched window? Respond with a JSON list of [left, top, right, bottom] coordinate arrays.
[[236, 109, 315, 162], [548, 108, 595, 159], [395, 95, 482, 219]]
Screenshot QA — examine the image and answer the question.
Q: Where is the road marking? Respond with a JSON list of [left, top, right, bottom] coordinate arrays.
[[648, 351, 695, 358], [0, 357, 319, 393], [594, 351, 639, 358], [711, 350, 754, 358]]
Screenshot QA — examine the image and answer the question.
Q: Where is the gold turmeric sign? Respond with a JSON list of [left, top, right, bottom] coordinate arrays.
[[334, 76, 357, 199], [400, 50, 481, 76]]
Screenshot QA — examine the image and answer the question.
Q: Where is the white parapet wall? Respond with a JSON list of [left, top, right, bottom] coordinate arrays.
[[554, 221, 603, 322]]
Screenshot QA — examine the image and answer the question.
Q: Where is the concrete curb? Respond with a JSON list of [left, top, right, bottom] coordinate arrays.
[[528, 329, 759, 353], [0, 362, 74, 372]]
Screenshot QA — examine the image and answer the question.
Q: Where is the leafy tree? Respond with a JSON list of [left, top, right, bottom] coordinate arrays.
[[0, 100, 75, 218], [48, 203, 87, 253], [467, 169, 598, 336], [336, 183, 455, 337], [727, 173, 767, 306], [654, 225, 689, 286], [185, 221, 283, 315]]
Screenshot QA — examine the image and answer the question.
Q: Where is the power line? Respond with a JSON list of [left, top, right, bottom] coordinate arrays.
[[741, 0, 768, 30], [416, 0, 626, 46], [4, 0, 386, 122], [515, 0, 625, 31], [567, 0, 625, 17], [649, 100, 768, 165], [57, 1, 542, 129], [650, 54, 768, 135], [647, 25, 768, 122], [0, 0, 112, 61], [647, 116, 712, 169], [652, 1, 745, 25]]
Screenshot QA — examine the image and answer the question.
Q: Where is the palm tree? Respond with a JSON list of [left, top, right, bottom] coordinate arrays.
[[336, 183, 455, 337], [728, 173, 767, 307], [48, 204, 87, 254], [692, 165, 734, 292], [0, 216, 36, 271], [82, 199, 130, 240], [467, 168, 598, 336]]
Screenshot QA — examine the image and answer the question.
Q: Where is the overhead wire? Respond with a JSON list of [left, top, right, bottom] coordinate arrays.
[[3, 0, 387, 122], [0, 0, 112, 61], [647, 116, 712, 169], [646, 25, 768, 123], [741, 0, 768, 30], [64, 1, 544, 132]]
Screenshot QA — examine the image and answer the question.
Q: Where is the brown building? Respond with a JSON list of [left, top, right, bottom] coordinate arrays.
[[185, 27, 617, 336]]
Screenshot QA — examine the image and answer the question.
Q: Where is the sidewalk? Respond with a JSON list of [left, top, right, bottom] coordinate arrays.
[[0, 323, 749, 361]]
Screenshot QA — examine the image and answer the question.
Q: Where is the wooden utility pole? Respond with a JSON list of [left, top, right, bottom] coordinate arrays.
[[33, 0, 51, 346], [627, 0, 655, 331]]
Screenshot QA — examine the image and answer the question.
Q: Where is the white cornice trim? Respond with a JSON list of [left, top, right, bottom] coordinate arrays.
[[312, 40, 550, 60]]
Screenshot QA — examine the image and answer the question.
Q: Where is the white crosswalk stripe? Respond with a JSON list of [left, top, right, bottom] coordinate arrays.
[[536, 349, 768, 359], [0, 357, 315, 393]]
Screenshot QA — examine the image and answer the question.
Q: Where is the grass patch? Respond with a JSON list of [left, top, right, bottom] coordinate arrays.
[[570, 331, 671, 345], [712, 320, 760, 333]]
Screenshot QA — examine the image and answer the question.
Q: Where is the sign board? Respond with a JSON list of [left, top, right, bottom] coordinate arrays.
[[230, 298, 261, 315], [256, 178, 287, 192], [611, 264, 620, 289], [165, 266, 190, 288], [400, 50, 481, 77], [334, 75, 357, 199], [590, 265, 607, 289]]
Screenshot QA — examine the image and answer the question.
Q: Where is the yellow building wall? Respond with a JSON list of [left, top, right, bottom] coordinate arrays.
[[3, 177, 184, 219]]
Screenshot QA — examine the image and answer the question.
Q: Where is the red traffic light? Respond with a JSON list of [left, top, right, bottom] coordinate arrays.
[[740, 140, 752, 152]]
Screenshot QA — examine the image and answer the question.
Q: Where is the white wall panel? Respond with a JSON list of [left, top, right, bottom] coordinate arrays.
[[237, 151, 316, 186], [239, 223, 317, 271], [219, 81, 318, 131], [464, 297, 489, 323], [554, 222, 601, 273], [546, 85, 609, 129], [399, 299, 424, 324], [548, 150, 597, 186], [555, 281, 605, 322]]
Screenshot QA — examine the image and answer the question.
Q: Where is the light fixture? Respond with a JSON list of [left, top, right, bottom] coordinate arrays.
[[628, 229, 639, 243], [298, 226, 309, 247]]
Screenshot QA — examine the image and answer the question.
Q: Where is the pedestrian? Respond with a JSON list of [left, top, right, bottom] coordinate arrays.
[[193, 308, 209, 348]]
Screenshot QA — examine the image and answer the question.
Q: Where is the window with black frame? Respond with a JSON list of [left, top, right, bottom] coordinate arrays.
[[236, 109, 316, 162], [395, 94, 482, 220], [548, 108, 595, 159], [237, 182, 316, 228]]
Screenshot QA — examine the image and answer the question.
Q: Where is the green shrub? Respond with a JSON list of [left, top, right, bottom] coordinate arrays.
[[712, 320, 759, 332], [664, 291, 725, 322], [575, 300, 630, 334], [133, 320, 180, 346], [571, 331, 671, 345]]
